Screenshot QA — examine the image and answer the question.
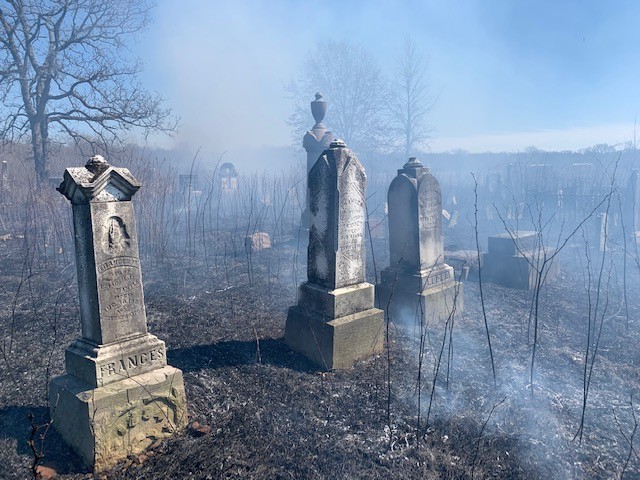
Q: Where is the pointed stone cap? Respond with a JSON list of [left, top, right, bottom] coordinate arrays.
[[329, 139, 347, 149], [57, 155, 141, 204], [399, 157, 428, 178]]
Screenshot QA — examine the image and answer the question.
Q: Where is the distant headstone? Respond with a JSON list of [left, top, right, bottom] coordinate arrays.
[[300, 93, 333, 238], [377, 158, 462, 322], [245, 231, 271, 251], [483, 230, 559, 289], [220, 162, 238, 192], [49, 155, 188, 471], [285, 140, 383, 369]]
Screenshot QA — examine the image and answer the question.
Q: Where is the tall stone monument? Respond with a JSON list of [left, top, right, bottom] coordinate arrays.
[[285, 140, 384, 369], [300, 93, 333, 234], [377, 158, 462, 322], [49, 155, 188, 471]]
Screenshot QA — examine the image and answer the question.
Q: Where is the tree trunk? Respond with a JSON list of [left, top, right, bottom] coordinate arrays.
[[30, 118, 48, 184]]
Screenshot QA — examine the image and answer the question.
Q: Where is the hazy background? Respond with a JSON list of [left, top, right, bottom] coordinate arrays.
[[132, 0, 640, 168]]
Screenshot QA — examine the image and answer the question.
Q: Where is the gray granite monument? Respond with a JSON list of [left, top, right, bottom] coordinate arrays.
[[285, 140, 384, 369], [49, 155, 188, 471], [483, 230, 559, 289], [377, 158, 462, 323], [300, 93, 333, 235]]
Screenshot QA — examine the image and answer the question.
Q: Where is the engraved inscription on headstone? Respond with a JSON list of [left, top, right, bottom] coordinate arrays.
[[336, 160, 366, 287], [308, 140, 367, 289]]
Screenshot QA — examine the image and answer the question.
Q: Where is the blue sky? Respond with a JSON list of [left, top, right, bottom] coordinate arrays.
[[134, 1, 640, 154]]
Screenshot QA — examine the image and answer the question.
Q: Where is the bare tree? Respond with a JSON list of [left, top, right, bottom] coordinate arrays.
[[286, 40, 388, 154], [388, 38, 434, 158], [0, 0, 177, 182]]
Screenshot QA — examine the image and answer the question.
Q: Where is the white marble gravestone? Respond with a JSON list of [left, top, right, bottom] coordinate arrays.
[[49, 155, 187, 471], [285, 140, 383, 369], [377, 158, 462, 323]]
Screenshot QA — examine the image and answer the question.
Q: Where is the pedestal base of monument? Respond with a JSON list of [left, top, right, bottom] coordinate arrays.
[[48, 365, 188, 472], [377, 266, 463, 324], [285, 282, 384, 370], [64, 333, 168, 388]]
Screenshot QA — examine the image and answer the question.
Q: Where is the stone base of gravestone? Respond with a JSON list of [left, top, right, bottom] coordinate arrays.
[[285, 282, 384, 370], [64, 333, 167, 388], [377, 264, 463, 324], [49, 365, 187, 472], [483, 231, 559, 290]]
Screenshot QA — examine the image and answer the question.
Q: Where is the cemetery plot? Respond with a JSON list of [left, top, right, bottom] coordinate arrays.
[[1, 152, 640, 479]]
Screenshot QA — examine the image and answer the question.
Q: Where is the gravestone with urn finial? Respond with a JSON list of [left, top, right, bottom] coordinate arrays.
[[300, 93, 334, 243], [49, 155, 188, 471], [286, 140, 384, 369], [377, 158, 463, 323]]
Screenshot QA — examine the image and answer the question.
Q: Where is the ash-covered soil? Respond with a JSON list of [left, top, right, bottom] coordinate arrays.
[[1, 236, 640, 479]]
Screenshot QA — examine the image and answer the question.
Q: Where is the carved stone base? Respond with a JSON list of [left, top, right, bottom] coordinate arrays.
[[65, 333, 167, 388], [284, 305, 384, 370], [377, 275, 463, 325], [48, 365, 188, 472], [297, 282, 375, 318]]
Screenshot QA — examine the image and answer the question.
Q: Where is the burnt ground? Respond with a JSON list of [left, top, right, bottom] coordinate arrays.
[[1, 235, 640, 479]]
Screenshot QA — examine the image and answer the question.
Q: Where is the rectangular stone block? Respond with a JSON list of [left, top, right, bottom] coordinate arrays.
[[380, 264, 454, 293], [483, 249, 559, 290], [297, 282, 374, 318], [377, 277, 462, 325], [49, 365, 188, 472], [65, 333, 167, 388], [488, 231, 538, 256], [284, 306, 384, 370]]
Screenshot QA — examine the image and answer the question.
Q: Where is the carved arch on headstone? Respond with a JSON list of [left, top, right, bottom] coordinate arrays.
[[105, 216, 132, 254]]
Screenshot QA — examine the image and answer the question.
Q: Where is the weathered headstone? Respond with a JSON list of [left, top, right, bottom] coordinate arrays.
[[49, 155, 188, 471], [377, 158, 462, 322], [220, 162, 238, 193], [285, 140, 383, 369], [300, 93, 333, 235], [483, 230, 559, 289], [245, 231, 271, 251]]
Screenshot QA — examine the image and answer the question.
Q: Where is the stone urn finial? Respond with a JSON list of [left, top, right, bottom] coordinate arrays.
[[311, 92, 327, 126]]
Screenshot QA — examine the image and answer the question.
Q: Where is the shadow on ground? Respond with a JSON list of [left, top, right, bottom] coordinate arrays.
[[168, 337, 318, 374], [0, 405, 87, 476]]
